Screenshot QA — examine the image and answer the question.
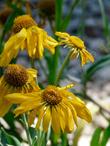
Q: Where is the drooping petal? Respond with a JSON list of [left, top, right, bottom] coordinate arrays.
[[42, 107, 51, 132], [51, 107, 60, 133], [37, 30, 44, 58], [0, 28, 27, 66], [63, 106, 74, 133], [57, 105, 66, 132], [83, 49, 94, 63], [64, 101, 78, 126], [36, 105, 46, 129], [44, 36, 58, 54], [0, 100, 12, 116], [80, 50, 87, 66], [70, 48, 79, 59], [71, 96, 92, 122], [28, 109, 37, 125], [26, 28, 33, 57]]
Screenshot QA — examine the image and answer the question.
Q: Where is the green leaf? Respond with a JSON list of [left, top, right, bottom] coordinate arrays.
[[61, 0, 80, 31], [1, 128, 21, 146], [36, 129, 46, 146], [90, 128, 102, 146], [32, 136, 38, 146], [100, 125, 110, 146], [98, 0, 110, 36], [55, 0, 64, 30], [82, 54, 110, 84]]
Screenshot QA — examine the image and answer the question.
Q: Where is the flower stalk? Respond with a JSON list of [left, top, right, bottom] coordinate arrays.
[[55, 50, 72, 85], [30, 58, 35, 69], [22, 114, 32, 146]]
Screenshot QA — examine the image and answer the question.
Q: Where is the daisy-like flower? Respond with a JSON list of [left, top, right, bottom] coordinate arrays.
[[0, 64, 39, 116], [5, 84, 92, 133], [55, 32, 94, 66], [0, 15, 58, 66]]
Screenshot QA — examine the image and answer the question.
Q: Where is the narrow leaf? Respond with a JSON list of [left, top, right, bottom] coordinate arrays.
[[61, 0, 80, 30], [90, 128, 102, 146], [100, 125, 110, 146], [1, 128, 21, 146], [82, 54, 110, 84], [55, 0, 64, 30]]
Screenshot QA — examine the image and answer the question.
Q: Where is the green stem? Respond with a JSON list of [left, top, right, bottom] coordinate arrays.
[[98, 0, 108, 36], [55, 50, 72, 85], [61, 133, 68, 146], [30, 58, 35, 69], [78, 0, 86, 36], [48, 0, 63, 84], [22, 114, 32, 146], [51, 130, 59, 146]]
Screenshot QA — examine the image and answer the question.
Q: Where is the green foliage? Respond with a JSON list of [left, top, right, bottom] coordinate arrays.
[[90, 128, 102, 146], [0, 127, 21, 146], [55, 0, 64, 30], [48, 0, 64, 84], [82, 54, 110, 84], [0, 0, 110, 146], [98, 0, 110, 37], [91, 125, 110, 146], [100, 125, 110, 146], [61, 0, 80, 31]]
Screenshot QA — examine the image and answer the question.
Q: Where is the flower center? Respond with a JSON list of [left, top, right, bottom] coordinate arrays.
[[42, 86, 62, 105], [13, 15, 36, 33], [4, 64, 28, 87]]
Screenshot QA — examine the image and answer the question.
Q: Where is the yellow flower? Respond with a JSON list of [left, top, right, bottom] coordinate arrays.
[[0, 64, 39, 116], [5, 84, 92, 133], [0, 15, 58, 67], [55, 32, 94, 66]]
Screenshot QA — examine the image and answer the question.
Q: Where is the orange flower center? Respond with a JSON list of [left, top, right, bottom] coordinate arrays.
[[4, 64, 28, 87], [42, 86, 62, 105], [13, 15, 36, 33]]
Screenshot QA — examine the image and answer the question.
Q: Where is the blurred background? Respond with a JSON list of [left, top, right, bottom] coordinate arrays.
[[0, 0, 110, 146]]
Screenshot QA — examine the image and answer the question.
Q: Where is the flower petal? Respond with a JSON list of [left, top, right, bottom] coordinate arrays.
[[28, 109, 37, 125], [64, 106, 74, 132], [55, 32, 70, 39], [57, 105, 66, 132], [0, 100, 11, 116], [71, 96, 92, 122], [44, 36, 58, 54], [70, 36, 85, 49], [0, 28, 27, 66], [51, 107, 60, 133], [36, 105, 46, 129], [43, 107, 51, 132]]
